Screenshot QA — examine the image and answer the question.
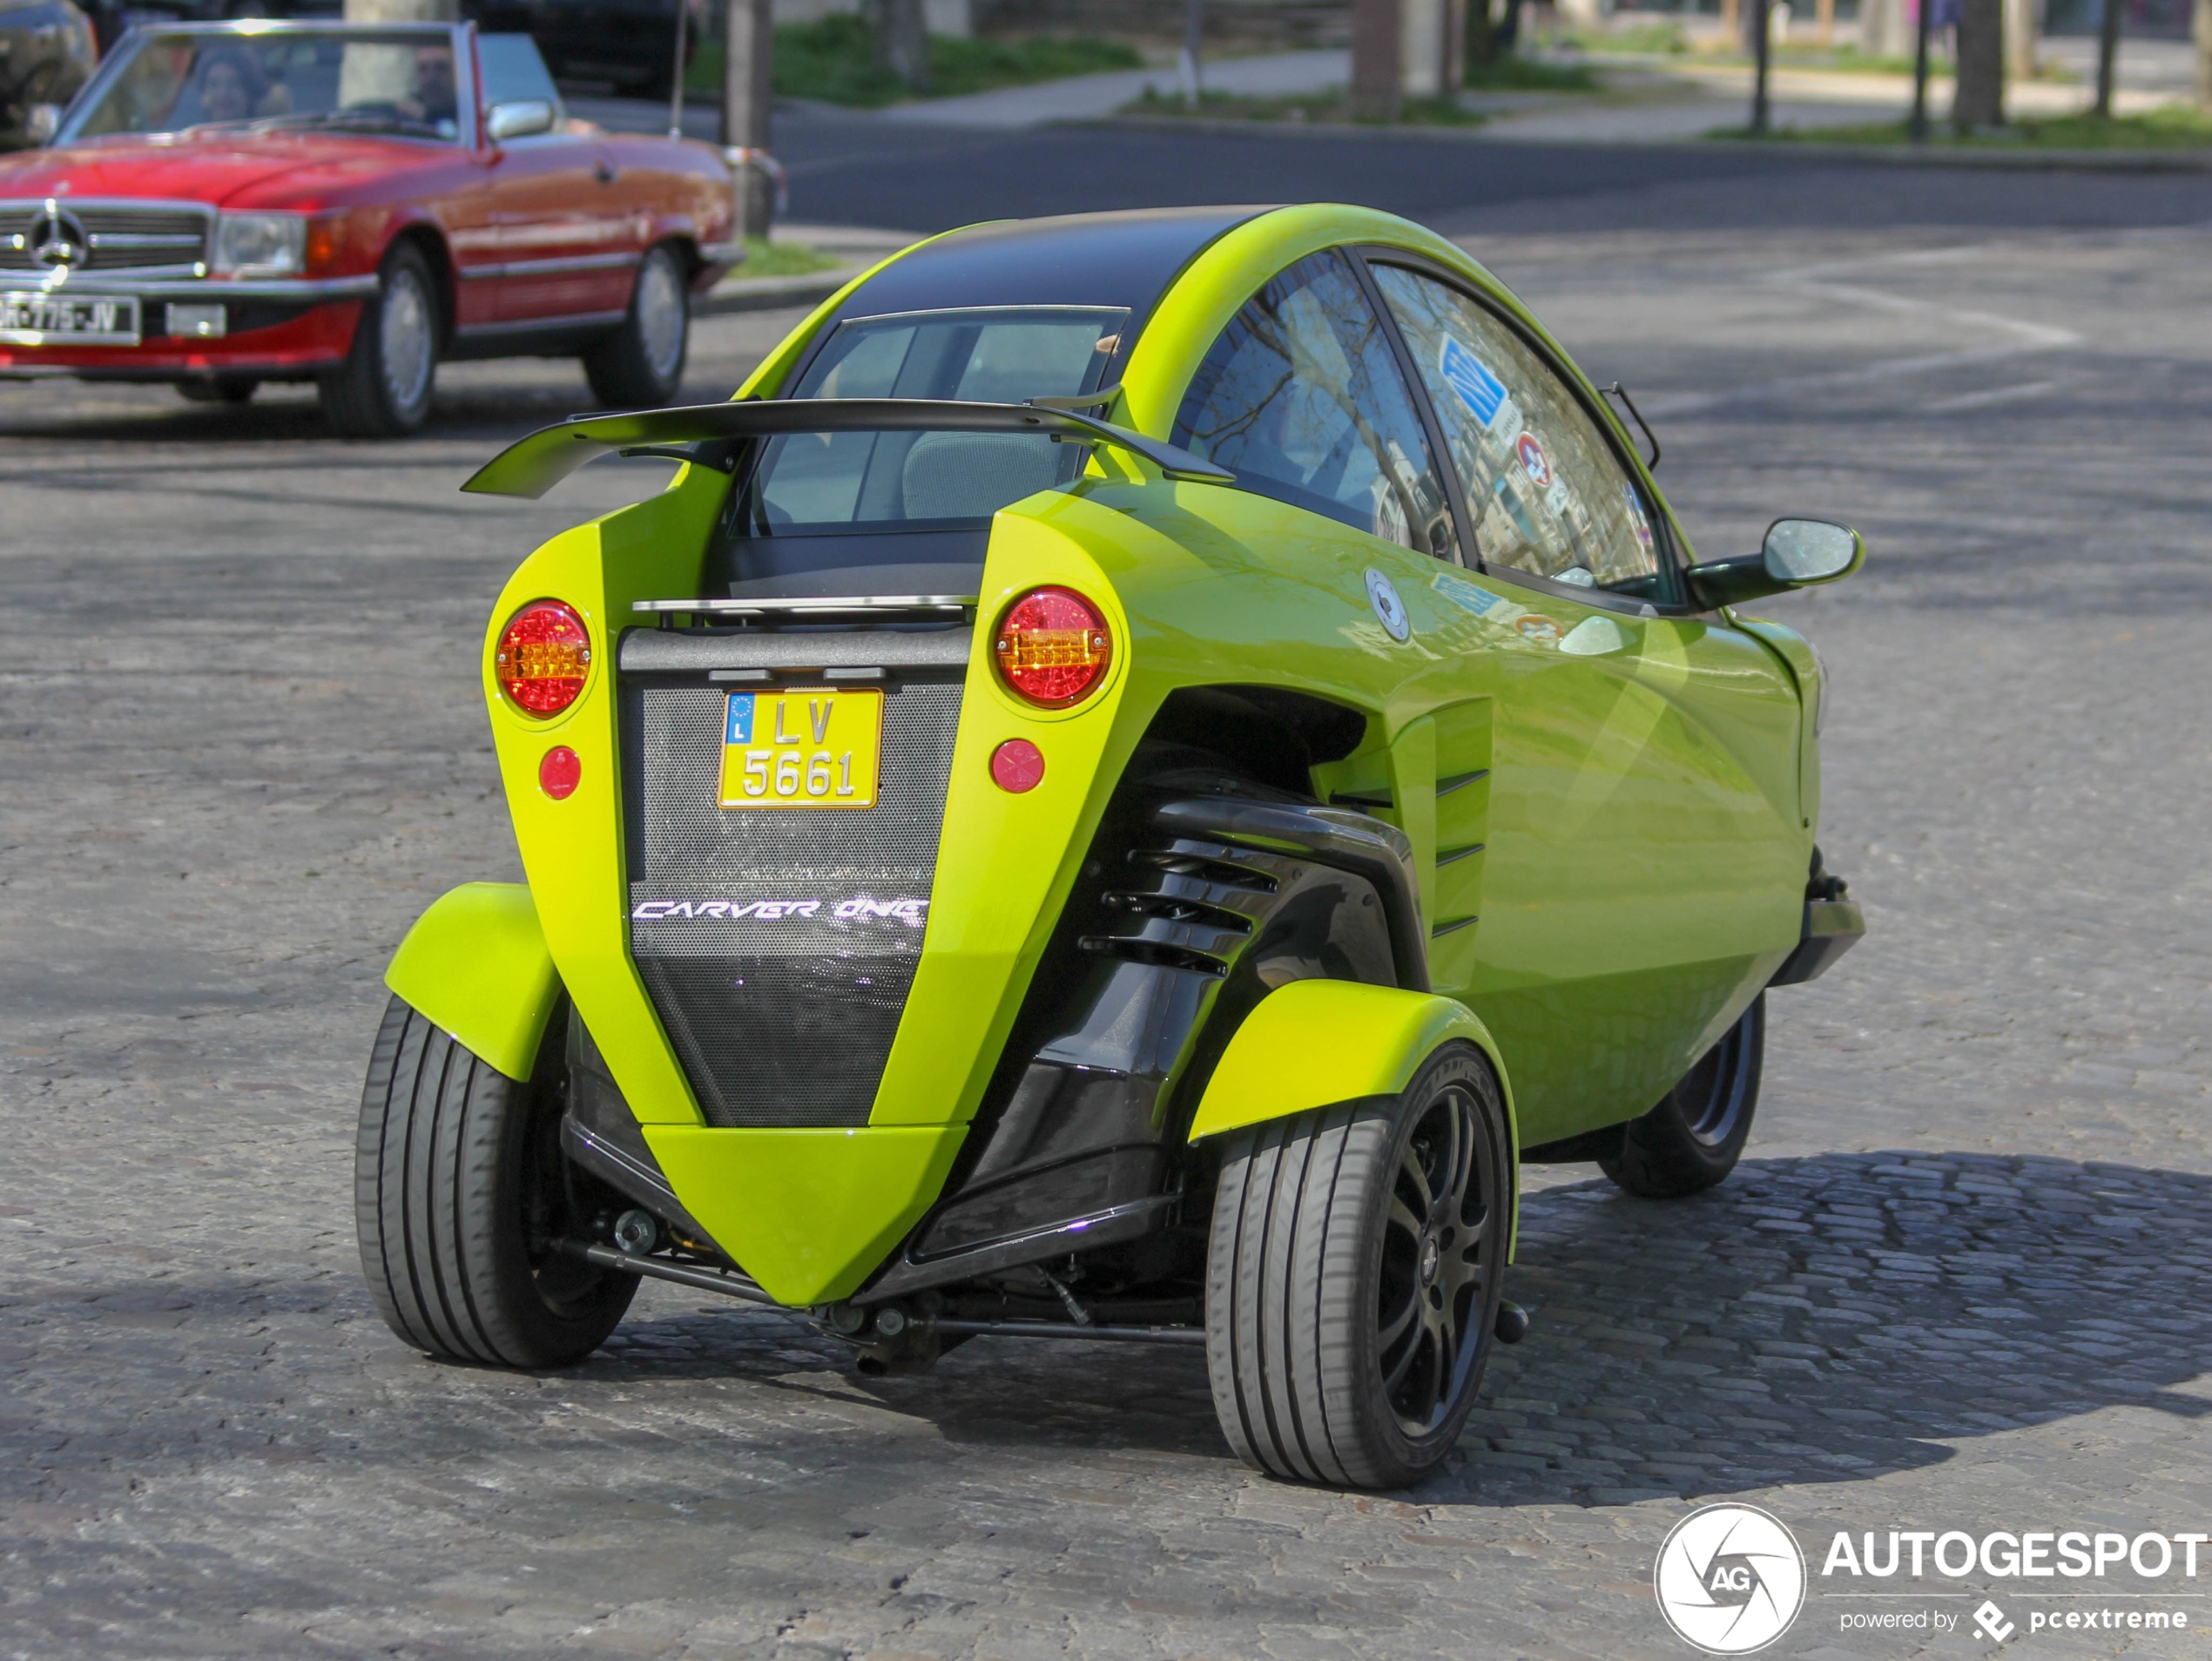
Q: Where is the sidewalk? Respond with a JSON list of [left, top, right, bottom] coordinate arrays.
[[873, 48, 1349, 128]]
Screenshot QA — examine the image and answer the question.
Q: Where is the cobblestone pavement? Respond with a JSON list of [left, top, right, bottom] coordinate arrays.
[[3, 184, 2212, 1660]]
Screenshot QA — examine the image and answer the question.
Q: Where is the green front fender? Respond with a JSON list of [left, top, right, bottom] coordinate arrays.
[[1187, 979, 1522, 1251], [384, 882, 559, 1083]]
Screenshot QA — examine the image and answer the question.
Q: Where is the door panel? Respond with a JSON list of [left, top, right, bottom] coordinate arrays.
[[482, 133, 637, 322], [1420, 570, 1803, 1143]]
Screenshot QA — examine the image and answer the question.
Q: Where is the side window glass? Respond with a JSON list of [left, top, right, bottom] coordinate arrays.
[[1372, 264, 1662, 598], [478, 33, 565, 120], [1172, 251, 1459, 559]]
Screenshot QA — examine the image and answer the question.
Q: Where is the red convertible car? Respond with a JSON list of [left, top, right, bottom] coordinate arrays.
[[0, 21, 738, 433]]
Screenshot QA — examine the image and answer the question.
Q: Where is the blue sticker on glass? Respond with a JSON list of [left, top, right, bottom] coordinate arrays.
[[1440, 335, 1508, 429], [724, 693, 755, 745]]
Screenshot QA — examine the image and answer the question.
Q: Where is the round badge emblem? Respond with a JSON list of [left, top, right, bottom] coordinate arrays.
[[1365, 569, 1410, 643], [1653, 1503, 1805, 1655]]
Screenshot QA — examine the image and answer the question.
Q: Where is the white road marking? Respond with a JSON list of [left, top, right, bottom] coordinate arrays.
[[1924, 379, 2060, 414]]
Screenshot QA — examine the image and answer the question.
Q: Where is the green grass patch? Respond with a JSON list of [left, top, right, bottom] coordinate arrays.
[[691, 17, 1138, 106], [1710, 105, 2212, 147], [1551, 22, 1689, 54], [1123, 85, 1487, 126], [1463, 52, 1599, 91], [735, 238, 845, 279]]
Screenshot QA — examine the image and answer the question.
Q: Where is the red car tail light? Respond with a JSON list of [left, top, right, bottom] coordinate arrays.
[[496, 600, 591, 717], [993, 586, 1111, 708]]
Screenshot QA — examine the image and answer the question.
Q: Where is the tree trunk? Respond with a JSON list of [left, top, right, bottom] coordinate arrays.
[[1467, 0, 1495, 69], [2195, 0, 2210, 107], [343, 0, 455, 17], [1351, 0, 1402, 119], [1952, 0, 2004, 125], [723, 0, 774, 237], [1858, 0, 1909, 58], [2003, 0, 2039, 83], [866, 0, 930, 93]]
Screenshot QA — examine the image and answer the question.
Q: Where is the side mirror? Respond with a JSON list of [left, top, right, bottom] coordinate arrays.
[[26, 104, 60, 144], [1762, 517, 1864, 585], [486, 98, 556, 143], [1685, 517, 1865, 610]]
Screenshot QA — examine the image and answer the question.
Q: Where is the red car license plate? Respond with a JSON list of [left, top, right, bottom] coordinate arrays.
[[0, 291, 141, 347]]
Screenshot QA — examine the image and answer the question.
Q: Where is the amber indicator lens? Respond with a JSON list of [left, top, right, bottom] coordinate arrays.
[[994, 586, 1111, 708], [496, 599, 591, 717]]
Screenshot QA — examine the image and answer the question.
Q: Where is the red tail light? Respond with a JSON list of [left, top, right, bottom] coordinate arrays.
[[993, 586, 1111, 708], [496, 599, 591, 717]]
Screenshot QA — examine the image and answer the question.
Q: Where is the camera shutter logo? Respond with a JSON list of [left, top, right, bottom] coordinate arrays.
[[1654, 1503, 1806, 1654]]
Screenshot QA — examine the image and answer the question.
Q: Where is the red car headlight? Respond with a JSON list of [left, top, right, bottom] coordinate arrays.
[[495, 599, 591, 717], [994, 586, 1112, 708]]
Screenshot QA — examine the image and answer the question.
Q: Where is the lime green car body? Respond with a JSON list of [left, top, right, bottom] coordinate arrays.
[[389, 204, 1844, 1308]]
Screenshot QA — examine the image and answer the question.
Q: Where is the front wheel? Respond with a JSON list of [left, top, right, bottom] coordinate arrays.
[[1204, 1042, 1513, 1489], [583, 241, 691, 408], [1601, 994, 1764, 1198], [320, 241, 439, 437], [354, 995, 636, 1367]]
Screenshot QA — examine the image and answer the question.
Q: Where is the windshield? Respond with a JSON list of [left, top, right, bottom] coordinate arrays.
[[725, 307, 1127, 537], [67, 30, 463, 143]]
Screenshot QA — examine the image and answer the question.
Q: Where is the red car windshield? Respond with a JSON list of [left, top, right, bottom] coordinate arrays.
[[70, 30, 462, 143]]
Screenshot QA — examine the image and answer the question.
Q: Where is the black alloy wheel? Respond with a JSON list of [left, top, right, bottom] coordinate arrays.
[[1205, 1041, 1513, 1489], [1601, 993, 1765, 1198]]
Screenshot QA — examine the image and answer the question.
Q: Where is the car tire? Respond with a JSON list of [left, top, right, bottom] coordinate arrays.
[[176, 375, 259, 404], [354, 994, 637, 1368], [320, 241, 439, 438], [1204, 1040, 1513, 1489], [583, 241, 690, 409], [1600, 994, 1764, 1198]]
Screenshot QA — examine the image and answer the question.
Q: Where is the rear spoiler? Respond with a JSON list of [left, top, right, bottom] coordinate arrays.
[[460, 396, 1237, 500]]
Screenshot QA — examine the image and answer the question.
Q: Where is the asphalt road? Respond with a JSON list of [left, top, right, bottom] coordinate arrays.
[[3, 138, 2211, 1659]]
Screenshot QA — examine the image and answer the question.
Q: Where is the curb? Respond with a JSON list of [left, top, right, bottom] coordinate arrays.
[[697, 268, 862, 316], [1075, 112, 2212, 170]]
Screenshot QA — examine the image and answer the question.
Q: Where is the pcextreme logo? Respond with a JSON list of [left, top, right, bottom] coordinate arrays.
[[1655, 1503, 1808, 1654]]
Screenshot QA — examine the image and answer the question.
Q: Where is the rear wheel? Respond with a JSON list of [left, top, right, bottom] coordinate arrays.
[[1600, 994, 1764, 1198], [320, 240, 439, 437], [583, 241, 690, 408], [1204, 1041, 1512, 1489], [354, 995, 636, 1367]]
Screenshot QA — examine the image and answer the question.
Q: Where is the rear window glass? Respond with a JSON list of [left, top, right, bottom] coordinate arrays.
[[725, 306, 1125, 536]]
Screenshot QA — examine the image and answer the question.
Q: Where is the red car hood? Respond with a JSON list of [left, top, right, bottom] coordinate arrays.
[[0, 132, 449, 210]]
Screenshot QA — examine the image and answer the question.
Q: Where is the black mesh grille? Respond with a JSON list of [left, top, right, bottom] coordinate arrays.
[[623, 658, 965, 1127]]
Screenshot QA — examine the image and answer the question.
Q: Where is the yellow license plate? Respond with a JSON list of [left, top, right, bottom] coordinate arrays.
[[718, 689, 882, 809]]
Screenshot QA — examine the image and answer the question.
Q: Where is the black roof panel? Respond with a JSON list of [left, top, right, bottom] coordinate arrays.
[[824, 206, 1271, 328]]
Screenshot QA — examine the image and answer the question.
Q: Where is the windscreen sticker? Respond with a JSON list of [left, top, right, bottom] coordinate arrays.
[[1544, 479, 1574, 517], [1440, 335, 1512, 429], [1515, 432, 1553, 489], [1514, 614, 1562, 645]]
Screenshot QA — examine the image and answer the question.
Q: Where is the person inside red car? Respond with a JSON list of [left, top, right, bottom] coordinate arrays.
[[191, 48, 287, 127], [397, 44, 455, 127]]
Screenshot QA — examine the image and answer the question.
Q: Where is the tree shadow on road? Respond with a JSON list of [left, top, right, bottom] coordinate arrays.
[[604, 1148, 2212, 1502]]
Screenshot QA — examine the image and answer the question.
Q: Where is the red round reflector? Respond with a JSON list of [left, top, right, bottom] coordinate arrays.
[[993, 586, 1111, 708], [539, 746, 581, 800], [990, 738, 1045, 793], [496, 599, 591, 717]]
